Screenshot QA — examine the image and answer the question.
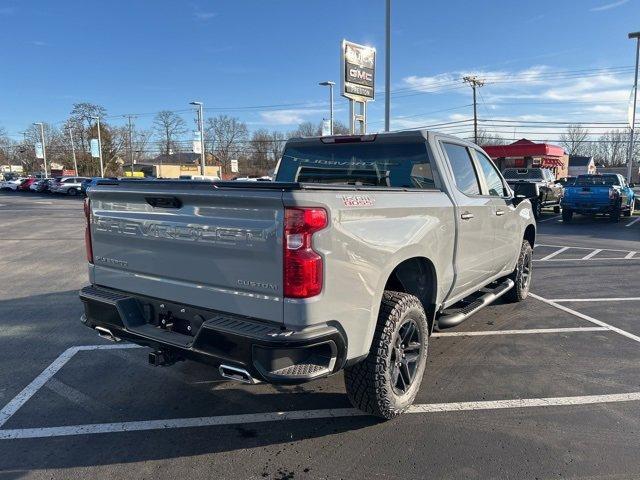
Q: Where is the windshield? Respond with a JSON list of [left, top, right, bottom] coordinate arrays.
[[502, 168, 545, 180], [275, 142, 436, 189], [575, 175, 620, 186]]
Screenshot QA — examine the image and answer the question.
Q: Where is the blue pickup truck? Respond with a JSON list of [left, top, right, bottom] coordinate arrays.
[[561, 173, 635, 223]]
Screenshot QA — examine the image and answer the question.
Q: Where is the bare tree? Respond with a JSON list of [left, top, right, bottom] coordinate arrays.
[[475, 129, 508, 147], [205, 115, 248, 174], [153, 111, 187, 156], [560, 125, 590, 156]]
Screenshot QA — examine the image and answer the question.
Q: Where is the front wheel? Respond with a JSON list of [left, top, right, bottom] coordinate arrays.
[[344, 291, 428, 419], [610, 206, 621, 222], [67, 188, 78, 196]]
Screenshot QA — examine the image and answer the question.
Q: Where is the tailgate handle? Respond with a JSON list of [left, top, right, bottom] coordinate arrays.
[[145, 196, 182, 209]]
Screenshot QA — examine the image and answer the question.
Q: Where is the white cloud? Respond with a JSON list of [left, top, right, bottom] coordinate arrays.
[[195, 11, 216, 20], [589, 0, 629, 11], [259, 108, 325, 126]]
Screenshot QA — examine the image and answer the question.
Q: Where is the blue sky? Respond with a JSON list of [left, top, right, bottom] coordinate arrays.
[[0, 0, 639, 141]]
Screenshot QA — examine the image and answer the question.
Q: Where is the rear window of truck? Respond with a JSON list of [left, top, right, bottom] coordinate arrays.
[[276, 142, 436, 189]]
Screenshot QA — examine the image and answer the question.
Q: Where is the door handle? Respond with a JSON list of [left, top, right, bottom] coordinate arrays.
[[495, 209, 505, 216], [460, 212, 474, 220]]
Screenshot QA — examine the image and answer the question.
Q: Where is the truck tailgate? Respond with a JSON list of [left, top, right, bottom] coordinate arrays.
[[564, 185, 610, 204], [88, 184, 284, 323]]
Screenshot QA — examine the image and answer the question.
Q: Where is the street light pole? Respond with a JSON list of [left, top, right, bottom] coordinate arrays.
[[92, 116, 104, 177], [190, 101, 206, 175], [68, 127, 78, 175], [384, 0, 391, 132], [627, 31, 640, 183], [318, 81, 335, 135], [33, 122, 47, 177]]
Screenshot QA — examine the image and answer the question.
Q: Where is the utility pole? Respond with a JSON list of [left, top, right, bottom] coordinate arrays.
[[627, 31, 640, 183], [125, 115, 135, 175], [384, 0, 391, 132], [190, 101, 205, 175], [463, 76, 485, 144], [33, 122, 48, 178], [68, 127, 78, 175], [92, 116, 104, 177]]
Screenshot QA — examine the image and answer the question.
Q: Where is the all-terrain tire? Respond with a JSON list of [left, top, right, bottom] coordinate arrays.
[[562, 209, 573, 223], [553, 205, 561, 214], [504, 240, 533, 303], [343, 291, 428, 419], [532, 200, 542, 220]]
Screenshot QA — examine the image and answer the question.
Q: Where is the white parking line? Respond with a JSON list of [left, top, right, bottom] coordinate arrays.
[[581, 249, 602, 260], [625, 251, 637, 259], [547, 297, 640, 303], [538, 215, 561, 223], [433, 327, 608, 337], [625, 217, 640, 227], [539, 247, 569, 261], [537, 244, 634, 253], [1, 391, 639, 439], [530, 294, 640, 344], [534, 257, 640, 262], [0, 344, 141, 429]]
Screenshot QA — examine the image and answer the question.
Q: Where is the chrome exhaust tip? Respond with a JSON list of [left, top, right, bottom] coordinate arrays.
[[95, 326, 121, 342], [219, 364, 260, 384]]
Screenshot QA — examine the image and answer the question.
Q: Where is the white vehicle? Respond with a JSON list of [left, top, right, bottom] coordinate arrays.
[[0, 178, 23, 191], [50, 176, 90, 196]]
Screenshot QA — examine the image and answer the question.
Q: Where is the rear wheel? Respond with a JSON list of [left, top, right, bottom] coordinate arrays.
[[344, 291, 428, 419], [553, 205, 561, 214], [67, 188, 78, 196], [610, 206, 621, 222], [562, 209, 573, 223], [504, 240, 532, 303]]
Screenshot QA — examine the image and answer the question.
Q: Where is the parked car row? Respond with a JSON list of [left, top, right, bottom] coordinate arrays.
[[0, 176, 91, 196]]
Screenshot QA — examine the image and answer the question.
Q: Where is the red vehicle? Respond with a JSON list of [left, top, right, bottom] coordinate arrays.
[[17, 178, 37, 191]]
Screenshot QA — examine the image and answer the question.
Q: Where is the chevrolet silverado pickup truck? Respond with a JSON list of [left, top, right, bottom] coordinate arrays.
[[561, 173, 635, 222], [502, 167, 563, 219], [79, 130, 536, 419]]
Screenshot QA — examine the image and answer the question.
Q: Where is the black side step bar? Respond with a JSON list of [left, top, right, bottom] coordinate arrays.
[[437, 279, 515, 329]]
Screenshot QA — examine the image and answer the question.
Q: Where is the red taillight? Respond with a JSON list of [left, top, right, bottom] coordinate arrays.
[[84, 198, 93, 263], [283, 207, 327, 298]]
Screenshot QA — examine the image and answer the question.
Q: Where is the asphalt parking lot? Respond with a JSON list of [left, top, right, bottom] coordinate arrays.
[[1, 192, 639, 480]]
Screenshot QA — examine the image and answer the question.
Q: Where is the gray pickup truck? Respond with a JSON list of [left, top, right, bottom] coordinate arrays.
[[79, 130, 536, 419]]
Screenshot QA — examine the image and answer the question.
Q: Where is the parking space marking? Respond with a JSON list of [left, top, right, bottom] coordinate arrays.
[[530, 293, 640, 344], [547, 297, 640, 303], [433, 327, 608, 337], [539, 247, 569, 261], [625, 251, 637, 259], [2, 391, 640, 440], [538, 215, 561, 223], [581, 249, 602, 260], [0, 344, 142, 429], [537, 244, 634, 253], [625, 217, 640, 227]]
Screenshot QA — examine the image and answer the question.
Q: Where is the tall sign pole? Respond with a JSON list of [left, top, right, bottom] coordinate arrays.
[[341, 40, 376, 134], [384, 0, 391, 132], [627, 31, 640, 183], [33, 122, 48, 177], [92, 116, 104, 177]]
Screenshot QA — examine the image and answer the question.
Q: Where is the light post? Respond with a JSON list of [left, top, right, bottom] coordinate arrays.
[[68, 127, 78, 175], [33, 122, 47, 177], [190, 101, 206, 175], [627, 31, 640, 183], [91, 116, 104, 177], [318, 81, 335, 135], [385, 0, 391, 132]]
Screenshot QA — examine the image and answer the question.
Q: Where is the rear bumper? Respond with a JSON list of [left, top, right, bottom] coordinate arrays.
[[79, 285, 347, 384], [562, 200, 616, 214]]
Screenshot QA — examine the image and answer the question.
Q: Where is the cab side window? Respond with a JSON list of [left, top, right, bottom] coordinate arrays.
[[474, 151, 508, 197], [442, 143, 481, 196]]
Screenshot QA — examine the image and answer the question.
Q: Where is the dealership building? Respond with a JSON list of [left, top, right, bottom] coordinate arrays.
[[483, 138, 569, 179]]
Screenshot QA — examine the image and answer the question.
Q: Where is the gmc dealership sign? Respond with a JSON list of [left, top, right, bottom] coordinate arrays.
[[341, 40, 376, 101]]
